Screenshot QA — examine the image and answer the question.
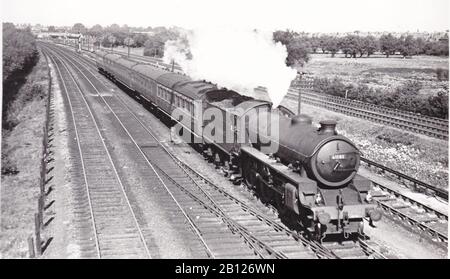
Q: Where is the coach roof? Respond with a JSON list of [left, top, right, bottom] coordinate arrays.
[[133, 64, 167, 80]]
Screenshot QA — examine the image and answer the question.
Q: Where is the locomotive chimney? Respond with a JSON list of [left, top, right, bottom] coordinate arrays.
[[318, 120, 337, 135]]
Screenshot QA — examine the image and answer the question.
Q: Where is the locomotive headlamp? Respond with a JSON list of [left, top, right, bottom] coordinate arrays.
[[367, 209, 382, 222], [317, 212, 331, 225]]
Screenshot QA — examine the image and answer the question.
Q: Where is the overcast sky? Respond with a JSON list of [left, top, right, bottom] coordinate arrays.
[[1, 0, 448, 32]]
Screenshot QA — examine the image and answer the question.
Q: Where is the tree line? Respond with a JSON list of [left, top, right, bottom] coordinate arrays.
[[274, 30, 449, 63], [67, 23, 449, 64]]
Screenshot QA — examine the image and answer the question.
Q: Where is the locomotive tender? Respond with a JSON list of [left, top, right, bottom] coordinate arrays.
[[94, 50, 381, 240]]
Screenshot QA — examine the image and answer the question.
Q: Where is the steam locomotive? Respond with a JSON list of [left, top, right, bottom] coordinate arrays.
[[94, 50, 381, 240]]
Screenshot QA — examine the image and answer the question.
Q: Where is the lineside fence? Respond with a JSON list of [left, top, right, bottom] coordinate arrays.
[[28, 51, 55, 258]]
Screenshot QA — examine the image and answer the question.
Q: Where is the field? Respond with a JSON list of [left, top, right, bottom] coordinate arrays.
[[302, 53, 449, 96]]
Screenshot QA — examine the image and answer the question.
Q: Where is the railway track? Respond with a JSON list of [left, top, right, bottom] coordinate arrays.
[[44, 43, 388, 259], [360, 157, 448, 200], [369, 181, 448, 245], [285, 89, 448, 140], [43, 50, 152, 259], [360, 159, 448, 245]]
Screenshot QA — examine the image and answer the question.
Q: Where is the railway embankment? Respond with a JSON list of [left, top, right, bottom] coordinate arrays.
[[1, 50, 49, 258]]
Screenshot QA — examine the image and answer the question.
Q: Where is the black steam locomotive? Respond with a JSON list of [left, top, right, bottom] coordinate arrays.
[[94, 50, 381, 240]]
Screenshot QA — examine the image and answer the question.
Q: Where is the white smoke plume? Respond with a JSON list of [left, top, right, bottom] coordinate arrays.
[[163, 27, 297, 107]]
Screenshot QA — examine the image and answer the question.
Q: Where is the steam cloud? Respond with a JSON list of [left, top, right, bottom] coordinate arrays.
[[163, 27, 297, 107]]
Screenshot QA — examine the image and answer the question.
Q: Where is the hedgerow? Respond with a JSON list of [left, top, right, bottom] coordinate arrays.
[[312, 77, 448, 119]]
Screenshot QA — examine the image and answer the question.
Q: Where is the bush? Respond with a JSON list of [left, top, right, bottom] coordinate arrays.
[[3, 23, 38, 83], [436, 68, 449, 81], [2, 23, 38, 130]]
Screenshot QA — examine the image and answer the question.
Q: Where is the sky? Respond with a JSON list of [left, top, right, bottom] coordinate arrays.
[[1, 0, 449, 32]]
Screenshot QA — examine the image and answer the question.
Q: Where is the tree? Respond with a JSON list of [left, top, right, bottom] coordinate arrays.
[[132, 33, 149, 47], [379, 33, 397, 58], [318, 35, 331, 53], [398, 35, 418, 57], [324, 36, 339, 57], [121, 24, 129, 32], [415, 37, 426, 55], [72, 23, 87, 34], [273, 30, 297, 46], [338, 35, 361, 58], [362, 35, 378, 57], [2, 23, 38, 128], [48, 26, 56, 32], [107, 23, 121, 32], [285, 39, 310, 67], [143, 38, 164, 57], [273, 30, 309, 67], [309, 36, 320, 53], [143, 29, 180, 57], [89, 24, 103, 37], [108, 35, 116, 50], [3, 23, 38, 83]]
